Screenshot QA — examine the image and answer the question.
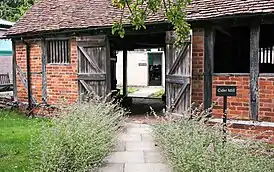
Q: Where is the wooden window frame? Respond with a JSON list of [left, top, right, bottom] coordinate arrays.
[[46, 38, 71, 64]]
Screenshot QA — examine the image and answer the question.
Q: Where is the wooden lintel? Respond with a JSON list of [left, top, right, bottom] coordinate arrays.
[[250, 23, 260, 121], [204, 27, 215, 109]]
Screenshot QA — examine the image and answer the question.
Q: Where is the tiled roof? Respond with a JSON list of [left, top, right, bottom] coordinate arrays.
[[5, 0, 274, 36], [187, 0, 274, 21], [5, 0, 166, 36]]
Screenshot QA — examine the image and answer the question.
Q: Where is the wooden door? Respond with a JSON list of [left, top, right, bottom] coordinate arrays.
[[77, 35, 111, 101], [165, 31, 192, 113]]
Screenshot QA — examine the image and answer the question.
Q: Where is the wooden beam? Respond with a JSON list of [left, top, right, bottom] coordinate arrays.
[[25, 42, 33, 109], [250, 23, 260, 121], [204, 27, 215, 109], [166, 75, 190, 85], [123, 50, 128, 97], [78, 73, 106, 81], [12, 40, 17, 102], [41, 39, 47, 103], [168, 43, 190, 74]]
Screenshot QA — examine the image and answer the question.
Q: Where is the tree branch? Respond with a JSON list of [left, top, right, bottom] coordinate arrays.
[[126, 0, 133, 15], [120, 6, 125, 23], [162, 0, 168, 14]]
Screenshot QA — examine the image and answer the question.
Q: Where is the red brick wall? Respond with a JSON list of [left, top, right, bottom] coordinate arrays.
[[46, 39, 78, 104], [15, 38, 78, 105], [259, 77, 274, 122], [192, 28, 204, 104], [29, 42, 43, 103], [16, 42, 31, 103], [212, 76, 250, 120]]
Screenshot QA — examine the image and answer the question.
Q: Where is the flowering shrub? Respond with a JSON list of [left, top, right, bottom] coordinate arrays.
[[30, 97, 127, 172], [152, 104, 274, 172]]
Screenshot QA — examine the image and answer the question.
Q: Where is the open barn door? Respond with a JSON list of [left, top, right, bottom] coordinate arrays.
[[77, 35, 111, 101], [165, 31, 192, 113]]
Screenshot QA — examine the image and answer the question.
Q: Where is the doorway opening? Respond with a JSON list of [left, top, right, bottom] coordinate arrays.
[[109, 32, 167, 115], [148, 49, 165, 86]]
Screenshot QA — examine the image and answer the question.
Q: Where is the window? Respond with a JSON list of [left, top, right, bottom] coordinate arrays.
[[47, 39, 70, 64], [259, 24, 274, 73], [214, 26, 250, 73]]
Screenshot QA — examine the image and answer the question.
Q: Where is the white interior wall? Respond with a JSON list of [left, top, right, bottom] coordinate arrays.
[[116, 50, 166, 87], [116, 50, 149, 86]]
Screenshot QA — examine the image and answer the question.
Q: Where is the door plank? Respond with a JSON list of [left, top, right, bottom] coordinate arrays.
[[174, 83, 189, 108], [78, 46, 102, 73], [78, 73, 106, 81], [79, 80, 93, 93], [168, 43, 190, 75], [166, 75, 190, 85]]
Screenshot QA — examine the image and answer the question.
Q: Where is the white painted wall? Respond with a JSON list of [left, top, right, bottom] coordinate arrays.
[[116, 50, 149, 86], [116, 49, 165, 87]]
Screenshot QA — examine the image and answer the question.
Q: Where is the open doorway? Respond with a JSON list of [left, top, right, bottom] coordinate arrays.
[[148, 49, 165, 86]]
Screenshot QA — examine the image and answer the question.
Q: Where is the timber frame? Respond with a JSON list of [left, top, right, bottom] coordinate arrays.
[[197, 14, 274, 121]]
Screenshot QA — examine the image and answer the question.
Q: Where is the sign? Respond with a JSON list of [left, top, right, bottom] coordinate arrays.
[[216, 86, 237, 97], [216, 85, 237, 144], [138, 63, 147, 66]]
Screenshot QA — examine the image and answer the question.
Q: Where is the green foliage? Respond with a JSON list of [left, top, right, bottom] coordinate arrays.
[[112, 0, 192, 45], [152, 119, 274, 172], [0, 110, 44, 172], [30, 98, 127, 172], [119, 87, 139, 95], [0, 0, 36, 22], [150, 88, 164, 98]]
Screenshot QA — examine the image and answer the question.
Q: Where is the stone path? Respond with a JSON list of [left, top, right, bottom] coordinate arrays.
[[128, 86, 163, 98], [99, 123, 171, 172]]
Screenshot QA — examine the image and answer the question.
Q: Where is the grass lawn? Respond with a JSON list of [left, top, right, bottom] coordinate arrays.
[[150, 88, 165, 98], [0, 110, 44, 172], [119, 87, 139, 95]]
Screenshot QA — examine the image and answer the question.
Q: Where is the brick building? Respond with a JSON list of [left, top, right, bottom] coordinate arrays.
[[4, 0, 274, 142]]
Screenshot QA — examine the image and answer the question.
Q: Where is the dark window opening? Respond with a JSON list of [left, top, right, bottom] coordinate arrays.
[[47, 39, 70, 64], [259, 24, 274, 73], [214, 26, 250, 73]]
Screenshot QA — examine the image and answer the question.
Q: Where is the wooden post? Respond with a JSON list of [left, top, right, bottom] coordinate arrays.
[[123, 50, 128, 97], [25, 42, 32, 110], [41, 39, 47, 103], [12, 40, 17, 102], [250, 24, 260, 121], [204, 28, 215, 109]]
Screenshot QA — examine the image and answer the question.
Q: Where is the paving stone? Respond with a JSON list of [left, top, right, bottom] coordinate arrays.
[[140, 124, 150, 128], [125, 123, 141, 128], [126, 141, 158, 151], [119, 133, 142, 142], [141, 133, 154, 142], [127, 127, 151, 134], [98, 163, 124, 172], [99, 123, 171, 172], [144, 151, 165, 163], [124, 163, 171, 172], [104, 151, 145, 163], [113, 141, 126, 152]]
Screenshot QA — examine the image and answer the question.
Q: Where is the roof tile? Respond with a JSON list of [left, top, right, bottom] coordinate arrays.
[[5, 0, 274, 36]]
